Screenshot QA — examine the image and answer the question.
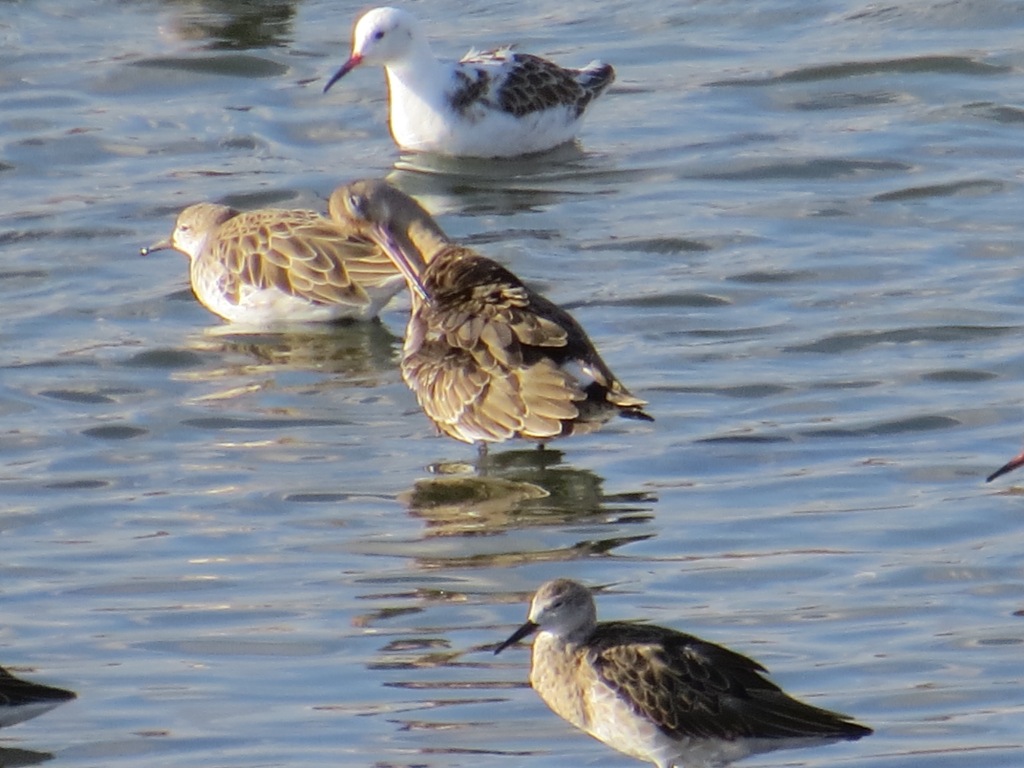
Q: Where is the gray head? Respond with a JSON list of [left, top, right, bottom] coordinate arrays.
[[494, 579, 599, 654]]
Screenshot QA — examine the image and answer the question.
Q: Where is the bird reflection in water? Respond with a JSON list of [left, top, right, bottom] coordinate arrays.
[[157, 0, 298, 50], [178, 322, 401, 397], [399, 447, 655, 552]]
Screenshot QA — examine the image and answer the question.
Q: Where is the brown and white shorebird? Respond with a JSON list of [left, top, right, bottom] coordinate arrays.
[[0, 665, 76, 728], [494, 579, 872, 768], [323, 6, 615, 157], [327, 179, 653, 449], [141, 203, 403, 326]]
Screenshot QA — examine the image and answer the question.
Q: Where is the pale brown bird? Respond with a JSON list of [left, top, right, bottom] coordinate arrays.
[[141, 203, 403, 326], [327, 179, 652, 449], [494, 579, 872, 768]]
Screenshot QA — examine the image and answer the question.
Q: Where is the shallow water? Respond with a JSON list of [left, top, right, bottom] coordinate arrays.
[[2, 0, 1024, 766]]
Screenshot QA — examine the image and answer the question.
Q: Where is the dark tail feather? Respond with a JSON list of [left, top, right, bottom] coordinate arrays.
[[620, 406, 654, 423], [577, 62, 615, 98]]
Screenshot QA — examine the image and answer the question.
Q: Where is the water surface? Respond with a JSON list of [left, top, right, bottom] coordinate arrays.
[[2, 1, 1024, 766]]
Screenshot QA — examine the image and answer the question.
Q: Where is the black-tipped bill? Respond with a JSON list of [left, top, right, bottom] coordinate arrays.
[[370, 223, 430, 303], [987, 449, 1024, 483], [323, 53, 362, 94], [494, 620, 539, 655]]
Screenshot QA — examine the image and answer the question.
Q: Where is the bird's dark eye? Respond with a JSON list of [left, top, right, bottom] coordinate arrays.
[[373, 29, 384, 40], [347, 193, 367, 218]]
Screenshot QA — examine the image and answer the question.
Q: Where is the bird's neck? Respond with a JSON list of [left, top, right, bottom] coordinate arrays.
[[404, 218, 452, 265], [383, 39, 447, 93], [187, 234, 212, 264], [548, 622, 594, 648]]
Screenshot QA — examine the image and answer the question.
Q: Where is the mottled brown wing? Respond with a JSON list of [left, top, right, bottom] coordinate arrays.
[[586, 622, 768, 740], [214, 210, 390, 306], [588, 622, 865, 741], [422, 250, 572, 354], [403, 253, 585, 442], [424, 248, 641, 413], [339, 245, 402, 291], [404, 346, 584, 443], [498, 53, 588, 117], [457, 49, 607, 118], [524, 291, 649, 413]]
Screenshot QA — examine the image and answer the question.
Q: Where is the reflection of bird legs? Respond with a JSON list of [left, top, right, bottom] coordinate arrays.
[[476, 441, 491, 476], [477, 440, 548, 475]]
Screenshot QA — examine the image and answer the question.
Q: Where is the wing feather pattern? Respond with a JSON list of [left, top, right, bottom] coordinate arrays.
[[587, 622, 869, 742], [209, 210, 398, 308]]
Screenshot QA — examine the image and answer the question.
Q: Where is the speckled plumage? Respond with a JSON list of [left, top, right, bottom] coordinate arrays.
[[494, 580, 872, 768], [452, 48, 613, 119], [328, 179, 652, 447], [142, 203, 403, 326], [0, 665, 76, 728], [323, 7, 614, 157]]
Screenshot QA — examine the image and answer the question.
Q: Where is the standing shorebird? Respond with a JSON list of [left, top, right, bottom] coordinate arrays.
[[0, 665, 76, 728], [327, 179, 652, 450], [986, 443, 1024, 482], [494, 579, 872, 768], [141, 203, 403, 326], [322, 7, 615, 158]]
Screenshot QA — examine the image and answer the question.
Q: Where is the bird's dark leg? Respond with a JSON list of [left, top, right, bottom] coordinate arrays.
[[475, 441, 491, 475]]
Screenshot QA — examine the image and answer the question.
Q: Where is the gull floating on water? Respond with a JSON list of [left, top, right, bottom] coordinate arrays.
[[0, 665, 76, 728], [494, 579, 872, 768], [142, 203, 403, 326], [328, 179, 652, 450], [323, 6, 615, 158]]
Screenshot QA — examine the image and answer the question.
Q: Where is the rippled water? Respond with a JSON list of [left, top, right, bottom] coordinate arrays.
[[2, 0, 1024, 766]]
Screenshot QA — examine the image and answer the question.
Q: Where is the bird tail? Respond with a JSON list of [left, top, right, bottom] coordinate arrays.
[[619, 405, 654, 422], [577, 61, 615, 98], [605, 387, 653, 422]]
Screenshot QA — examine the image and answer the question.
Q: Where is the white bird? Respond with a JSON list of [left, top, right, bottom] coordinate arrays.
[[323, 6, 615, 158], [495, 579, 872, 768]]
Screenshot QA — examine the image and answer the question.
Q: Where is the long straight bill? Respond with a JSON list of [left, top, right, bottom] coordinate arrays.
[[371, 223, 431, 303], [493, 620, 539, 655], [987, 448, 1024, 483], [140, 238, 172, 256], [323, 53, 362, 94]]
